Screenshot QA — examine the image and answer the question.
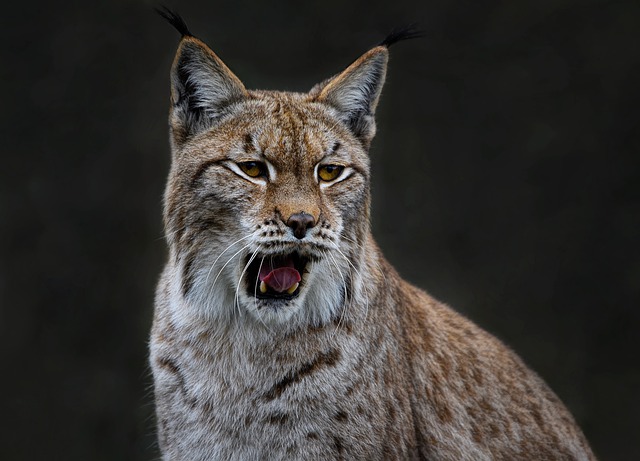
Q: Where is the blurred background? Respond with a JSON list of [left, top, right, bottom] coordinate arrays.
[[1, 0, 638, 459]]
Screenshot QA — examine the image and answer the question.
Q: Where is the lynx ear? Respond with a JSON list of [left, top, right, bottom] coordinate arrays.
[[312, 47, 389, 145], [169, 36, 248, 145]]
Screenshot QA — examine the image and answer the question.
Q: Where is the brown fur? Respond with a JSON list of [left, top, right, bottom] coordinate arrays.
[[150, 22, 596, 460]]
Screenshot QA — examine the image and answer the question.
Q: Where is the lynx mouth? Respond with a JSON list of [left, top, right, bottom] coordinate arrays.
[[245, 252, 310, 300]]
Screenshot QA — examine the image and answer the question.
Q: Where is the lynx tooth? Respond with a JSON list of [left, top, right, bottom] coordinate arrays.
[[286, 282, 299, 294]]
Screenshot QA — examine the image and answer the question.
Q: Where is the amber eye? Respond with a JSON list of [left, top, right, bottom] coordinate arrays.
[[238, 161, 266, 178], [318, 165, 344, 182]]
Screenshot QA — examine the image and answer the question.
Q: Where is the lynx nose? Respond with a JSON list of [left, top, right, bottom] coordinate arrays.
[[287, 212, 316, 239]]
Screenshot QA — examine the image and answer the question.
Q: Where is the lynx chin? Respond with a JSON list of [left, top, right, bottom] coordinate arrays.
[[150, 8, 596, 460]]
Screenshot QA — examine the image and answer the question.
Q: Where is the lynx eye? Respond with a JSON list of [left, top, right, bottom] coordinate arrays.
[[318, 165, 344, 182], [237, 161, 267, 178]]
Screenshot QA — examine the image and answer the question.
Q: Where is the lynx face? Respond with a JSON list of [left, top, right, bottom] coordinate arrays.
[[164, 35, 385, 326]]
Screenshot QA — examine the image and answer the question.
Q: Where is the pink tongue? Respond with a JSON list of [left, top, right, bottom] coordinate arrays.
[[259, 257, 301, 293]]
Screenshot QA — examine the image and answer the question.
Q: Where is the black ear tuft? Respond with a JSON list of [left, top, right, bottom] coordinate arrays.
[[379, 25, 424, 48], [155, 5, 193, 37]]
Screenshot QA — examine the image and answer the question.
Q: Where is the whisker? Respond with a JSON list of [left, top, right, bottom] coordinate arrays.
[[208, 243, 253, 291], [247, 255, 274, 334], [326, 250, 349, 337], [235, 246, 261, 317], [254, 255, 266, 312], [329, 243, 363, 281], [203, 235, 254, 285], [329, 242, 371, 324], [256, 305, 275, 334], [340, 234, 387, 284]]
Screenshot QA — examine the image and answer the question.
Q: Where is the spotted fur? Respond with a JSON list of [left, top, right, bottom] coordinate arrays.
[[150, 16, 596, 461]]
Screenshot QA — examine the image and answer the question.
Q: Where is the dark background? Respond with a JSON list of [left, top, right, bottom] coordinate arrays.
[[1, 0, 638, 459]]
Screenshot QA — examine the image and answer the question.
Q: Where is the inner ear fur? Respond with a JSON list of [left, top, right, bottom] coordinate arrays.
[[169, 36, 248, 146], [311, 46, 389, 146]]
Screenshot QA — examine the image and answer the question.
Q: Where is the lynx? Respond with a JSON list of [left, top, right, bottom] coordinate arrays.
[[150, 9, 596, 460]]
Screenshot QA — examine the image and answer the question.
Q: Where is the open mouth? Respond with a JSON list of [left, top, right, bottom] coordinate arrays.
[[245, 252, 310, 300]]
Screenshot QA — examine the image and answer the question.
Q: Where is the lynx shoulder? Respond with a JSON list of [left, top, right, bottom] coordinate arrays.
[[150, 9, 596, 460]]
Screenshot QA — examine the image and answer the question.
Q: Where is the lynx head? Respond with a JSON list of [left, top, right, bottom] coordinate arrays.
[[159, 9, 418, 327]]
